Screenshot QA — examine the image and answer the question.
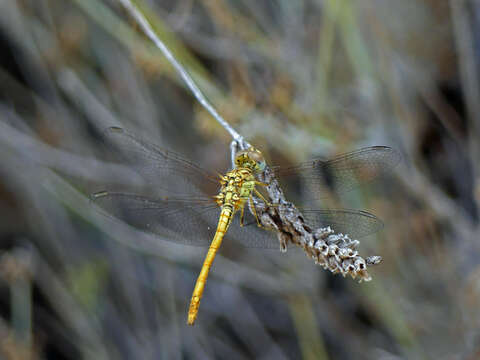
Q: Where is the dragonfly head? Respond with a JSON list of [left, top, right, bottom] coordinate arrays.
[[235, 147, 266, 173]]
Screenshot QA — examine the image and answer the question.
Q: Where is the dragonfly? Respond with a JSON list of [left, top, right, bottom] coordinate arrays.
[[92, 127, 400, 325]]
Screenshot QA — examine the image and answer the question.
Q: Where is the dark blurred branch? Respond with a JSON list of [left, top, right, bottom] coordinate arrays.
[[0, 116, 143, 185], [450, 0, 480, 187], [57, 69, 121, 131]]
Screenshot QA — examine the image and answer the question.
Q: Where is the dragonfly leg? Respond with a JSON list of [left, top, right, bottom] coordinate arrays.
[[249, 195, 264, 228], [253, 188, 272, 207], [255, 181, 269, 187], [239, 205, 245, 227]]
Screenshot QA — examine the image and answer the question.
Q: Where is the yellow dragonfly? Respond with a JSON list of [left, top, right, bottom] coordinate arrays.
[[92, 127, 400, 325]]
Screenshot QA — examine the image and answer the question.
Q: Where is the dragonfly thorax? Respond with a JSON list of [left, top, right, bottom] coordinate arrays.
[[214, 168, 256, 210], [213, 147, 265, 210]]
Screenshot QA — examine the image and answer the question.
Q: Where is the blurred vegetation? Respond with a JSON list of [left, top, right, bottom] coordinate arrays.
[[0, 0, 479, 359]]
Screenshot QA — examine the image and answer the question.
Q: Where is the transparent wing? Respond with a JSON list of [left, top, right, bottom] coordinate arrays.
[[275, 146, 401, 199], [92, 191, 218, 246], [226, 207, 382, 248], [91, 192, 380, 248], [91, 191, 281, 248], [301, 209, 383, 238], [103, 127, 218, 196], [96, 132, 394, 247], [226, 210, 281, 249]]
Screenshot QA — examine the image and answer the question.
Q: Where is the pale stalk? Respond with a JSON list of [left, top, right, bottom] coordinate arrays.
[[117, 0, 250, 150]]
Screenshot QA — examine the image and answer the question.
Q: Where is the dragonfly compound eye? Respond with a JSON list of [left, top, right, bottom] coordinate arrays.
[[246, 148, 266, 172], [255, 159, 266, 171], [235, 147, 266, 171]]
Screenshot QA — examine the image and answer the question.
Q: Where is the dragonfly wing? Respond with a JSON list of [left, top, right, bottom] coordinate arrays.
[[276, 146, 401, 198], [91, 191, 221, 246], [226, 211, 281, 249], [226, 208, 383, 248], [301, 209, 384, 239], [103, 127, 218, 196], [92, 191, 283, 249]]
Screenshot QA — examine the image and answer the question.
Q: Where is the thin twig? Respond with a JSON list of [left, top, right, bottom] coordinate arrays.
[[117, 0, 250, 149], [230, 140, 239, 169]]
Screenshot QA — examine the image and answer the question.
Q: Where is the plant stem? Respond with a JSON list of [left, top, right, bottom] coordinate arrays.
[[117, 0, 250, 149]]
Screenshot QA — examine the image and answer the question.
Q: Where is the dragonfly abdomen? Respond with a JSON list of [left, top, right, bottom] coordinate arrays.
[[187, 205, 233, 325]]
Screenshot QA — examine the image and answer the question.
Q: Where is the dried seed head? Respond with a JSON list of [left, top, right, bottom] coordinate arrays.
[[257, 166, 381, 283], [346, 240, 360, 249], [342, 258, 353, 271], [366, 256, 383, 266], [338, 248, 350, 259], [326, 234, 343, 245], [314, 227, 334, 240], [354, 258, 367, 271], [278, 233, 289, 253]]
